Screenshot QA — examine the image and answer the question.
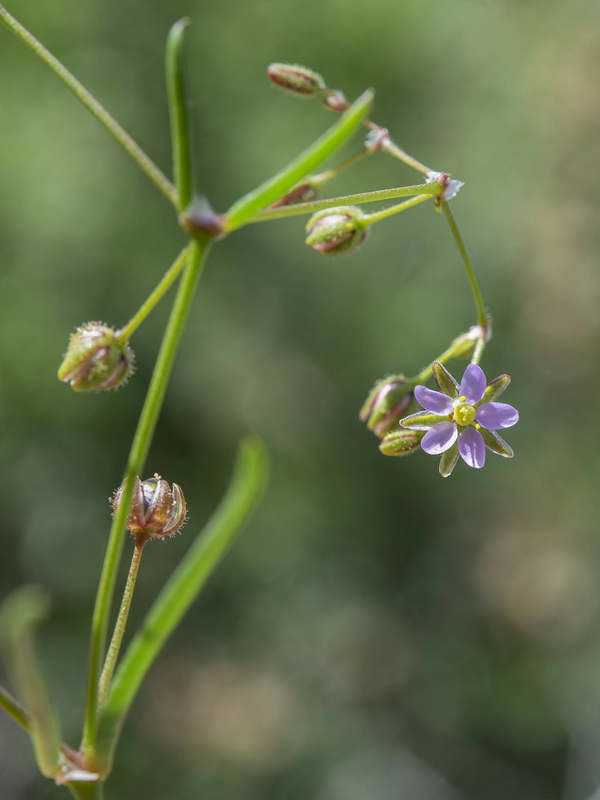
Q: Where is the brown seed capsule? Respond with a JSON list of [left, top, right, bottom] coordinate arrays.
[[113, 475, 187, 541], [267, 63, 325, 97]]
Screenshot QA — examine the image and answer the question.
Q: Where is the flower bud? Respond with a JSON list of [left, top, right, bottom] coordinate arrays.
[[57, 323, 134, 392], [269, 180, 319, 208], [359, 376, 413, 438], [305, 206, 368, 255], [379, 429, 424, 457], [113, 475, 187, 540], [267, 63, 325, 97]]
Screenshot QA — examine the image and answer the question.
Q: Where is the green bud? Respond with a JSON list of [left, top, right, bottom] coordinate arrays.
[[57, 322, 134, 392], [359, 375, 413, 438], [305, 206, 368, 255], [113, 474, 187, 541], [379, 429, 424, 457], [267, 63, 326, 97]]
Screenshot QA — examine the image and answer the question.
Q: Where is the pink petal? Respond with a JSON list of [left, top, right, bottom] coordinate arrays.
[[459, 363, 486, 404], [421, 422, 458, 455], [458, 427, 486, 469], [476, 402, 519, 430], [414, 385, 453, 415]]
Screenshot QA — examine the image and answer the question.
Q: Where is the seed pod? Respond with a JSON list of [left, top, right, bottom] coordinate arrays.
[[359, 376, 413, 438], [113, 475, 187, 541], [57, 323, 134, 392], [305, 206, 368, 255], [267, 63, 325, 97]]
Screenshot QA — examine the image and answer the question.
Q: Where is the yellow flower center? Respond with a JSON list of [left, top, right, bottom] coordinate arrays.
[[453, 403, 476, 427]]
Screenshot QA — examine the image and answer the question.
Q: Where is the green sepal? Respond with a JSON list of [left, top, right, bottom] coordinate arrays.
[[379, 429, 424, 456], [479, 374, 510, 405], [479, 427, 513, 458], [400, 411, 444, 431], [432, 361, 459, 399], [439, 443, 459, 477]]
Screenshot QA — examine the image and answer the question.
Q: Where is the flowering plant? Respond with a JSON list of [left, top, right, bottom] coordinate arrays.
[[0, 5, 519, 798], [399, 362, 519, 476]]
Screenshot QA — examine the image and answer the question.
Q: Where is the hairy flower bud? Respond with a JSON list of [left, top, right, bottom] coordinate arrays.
[[57, 323, 134, 392], [379, 429, 424, 457], [359, 376, 413, 438], [305, 206, 368, 255], [113, 475, 187, 540], [267, 63, 325, 97]]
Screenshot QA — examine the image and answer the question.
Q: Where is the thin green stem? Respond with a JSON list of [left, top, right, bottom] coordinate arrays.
[[166, 18, 196, 211], [247, 180, 444, 224], [441, 201, 488, 330], [0, 683, 30, 733], [96, 436, 268, 774], [0, 4, 177, 206], [363, 193, 433, 224], [66, 782, 104, 800], [81, 237, 211, 759], [97, 543, 145, 712], [313, 147, 372, 185], [116, 246, 189, 344], [380, 137, 431, 174]]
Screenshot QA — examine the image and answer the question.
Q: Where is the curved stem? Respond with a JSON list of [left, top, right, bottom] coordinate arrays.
[[81, 237, 212, 759], [116, 246, 189, 344], [0, 4, 177, 206], [247, 180, 443, 224], [441, 201, 488, 331], [97, 543, 145, 712]]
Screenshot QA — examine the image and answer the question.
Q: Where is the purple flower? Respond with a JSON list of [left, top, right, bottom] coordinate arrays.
[[399, 361, 519, 477]]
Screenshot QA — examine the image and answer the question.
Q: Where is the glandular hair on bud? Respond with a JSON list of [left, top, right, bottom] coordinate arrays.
[[305, 206, 368, 256], [379, 429, 424, 457], [113, 475, 187, 541], [57, 322, 134, 392], [267, 63, 325, 97], [360, 376, 413, 438]]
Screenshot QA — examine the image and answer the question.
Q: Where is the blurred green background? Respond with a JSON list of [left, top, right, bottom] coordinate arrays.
[[1, 0, 600, 798]]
